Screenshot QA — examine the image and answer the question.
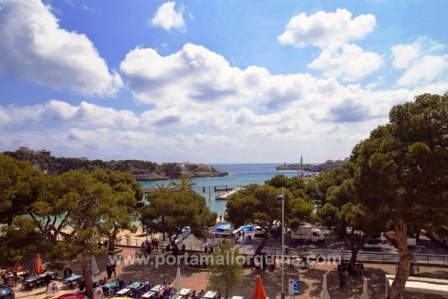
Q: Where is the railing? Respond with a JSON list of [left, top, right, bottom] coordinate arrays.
[[260, 247, 448, 266], [115, 239, 448, 267]]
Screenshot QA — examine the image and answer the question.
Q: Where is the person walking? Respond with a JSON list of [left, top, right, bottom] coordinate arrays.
[[111, 262, 117, 277], [106, 263, 113, 279]]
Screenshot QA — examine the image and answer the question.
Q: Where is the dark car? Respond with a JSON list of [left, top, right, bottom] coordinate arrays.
[[0, 287, 15, 299]]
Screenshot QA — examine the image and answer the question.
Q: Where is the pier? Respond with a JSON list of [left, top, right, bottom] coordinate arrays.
[[143, 185, 237, 194], [215, 187, 243, 200]]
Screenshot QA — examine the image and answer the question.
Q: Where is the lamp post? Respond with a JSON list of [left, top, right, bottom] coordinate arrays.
[[276, 187, 285, 299]]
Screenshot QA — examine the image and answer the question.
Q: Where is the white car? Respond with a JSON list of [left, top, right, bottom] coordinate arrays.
[[173, 226, 191, 245], [181, 226, 191, 238]]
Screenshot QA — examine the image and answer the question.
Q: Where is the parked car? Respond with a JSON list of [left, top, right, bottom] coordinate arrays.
[[173, 226, 192, 244], [56, 294, 89, 299], [0, 287, 14, 299], [181, 226, 191, 238]]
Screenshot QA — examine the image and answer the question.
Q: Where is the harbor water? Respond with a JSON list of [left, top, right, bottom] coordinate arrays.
[[139, 163, 313, 215]]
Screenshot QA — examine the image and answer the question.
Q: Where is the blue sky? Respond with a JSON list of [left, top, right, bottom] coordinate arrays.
[[0, 0, 447, 164]]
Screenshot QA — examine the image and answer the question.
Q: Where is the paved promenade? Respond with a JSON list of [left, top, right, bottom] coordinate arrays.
[[12, 226, 448, 299]]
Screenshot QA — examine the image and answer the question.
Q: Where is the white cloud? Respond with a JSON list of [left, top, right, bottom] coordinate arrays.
[[151, 1, 185, 31], [277, 9, 380, 81], [82, 5, 94, 12], [120, 44, 243, 109], [309, 44, 384, 81], [0, 103, 45, 125], [277, 8, 376, 49], [397, 55, 448, 86], [391, 43, 421, 69], [0, 0, 122, 96], [391, 38, 448, 87]]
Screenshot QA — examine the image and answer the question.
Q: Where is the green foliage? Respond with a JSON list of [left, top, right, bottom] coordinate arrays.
[[346, 93, 448, 299], [316, 203, 339, 229], [141, 188, 216, 244], [207, 240, 244, 296], [0, 216, 41, 266], [168, 174, 197, 191], [2, 149, 217, 180], [0, 154, 43, 225], [226, 183, 314, 253]]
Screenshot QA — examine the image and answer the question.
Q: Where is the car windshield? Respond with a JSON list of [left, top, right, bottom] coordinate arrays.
[[0, 288, 11, 295]]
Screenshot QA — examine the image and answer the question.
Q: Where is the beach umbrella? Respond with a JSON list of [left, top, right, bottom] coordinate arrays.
[[92, 256, 100, 276], [173, 266, 182, 292], [34, 253, 44, 275], [253, 275, 267, 299], [319, 274, 331, 299], [360, 278, 369, 299]]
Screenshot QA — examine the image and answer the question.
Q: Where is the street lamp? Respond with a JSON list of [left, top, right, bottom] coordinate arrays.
[[276, 187, 285, 299]]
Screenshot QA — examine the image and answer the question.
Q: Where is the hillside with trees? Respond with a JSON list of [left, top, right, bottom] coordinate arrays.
[[2, 147, 228, 180], [276, 159, 348, 173]]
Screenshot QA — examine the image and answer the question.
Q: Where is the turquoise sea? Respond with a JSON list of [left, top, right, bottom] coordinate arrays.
[[139, 163, 314, 215]]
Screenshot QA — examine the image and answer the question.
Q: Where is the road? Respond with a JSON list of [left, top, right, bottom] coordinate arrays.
[[180, 230, 448, 266]]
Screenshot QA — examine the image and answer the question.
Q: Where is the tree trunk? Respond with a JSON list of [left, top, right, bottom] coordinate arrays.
[[255, 228, 270, 255], [77, 253, 94, 299], [350, 244, 360, 264], [387, 219, 412, 299], [108, 229, 118, 253], [350, 232, 369, 264]]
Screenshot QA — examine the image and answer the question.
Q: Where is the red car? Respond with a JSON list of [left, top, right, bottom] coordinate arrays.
[[56, 294, 89, 299]]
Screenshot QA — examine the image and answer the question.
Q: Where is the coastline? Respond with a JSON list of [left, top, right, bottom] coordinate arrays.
[[134, 171, 229, 182]]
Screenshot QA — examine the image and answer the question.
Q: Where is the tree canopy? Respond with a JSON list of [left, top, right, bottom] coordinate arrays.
[[141, 188, 216, 245], [207, 239, 244, 297], [0, 155, 144, 299], [226, 176, 314, 254]]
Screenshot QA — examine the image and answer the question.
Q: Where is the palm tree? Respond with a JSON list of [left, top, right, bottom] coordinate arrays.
[[150, 183, 172, 194], [168, 174, 196, 191]]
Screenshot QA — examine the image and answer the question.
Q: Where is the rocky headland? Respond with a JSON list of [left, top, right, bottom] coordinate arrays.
[[276, 159, 347, 172]]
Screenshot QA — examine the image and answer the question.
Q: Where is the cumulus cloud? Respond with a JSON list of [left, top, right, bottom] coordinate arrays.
[[391, 38, 448, 87], [120, 44, 242, 108], [397, 55, 448, 86], [0, 100, 139, 129], [277, 9, 376, 49], [277, 9, 380, 81], [309, 44, 383, 81], [391, 43, 421, 69], [151, 1, 185, 31], [0, 0, 122, 96], [119, 42, 401, 144]]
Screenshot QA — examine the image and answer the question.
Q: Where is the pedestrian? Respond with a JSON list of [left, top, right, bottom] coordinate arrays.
[[358, 262, 364, 277], [219, 214, 222, 222], [44, 272, 52, 293], [204, 245, 208, 254], [118, 278, 125, 290], [111, 262, 117, 277], [63, 266, 73, 279], [338, 271, 344, 288], [145, 244, 152, 256], [106, 263, 113, 279]]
